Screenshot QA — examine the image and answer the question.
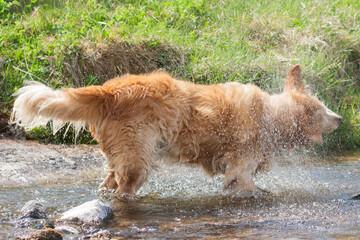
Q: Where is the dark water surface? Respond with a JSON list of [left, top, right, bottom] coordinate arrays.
[[2, 151, 360, 239]]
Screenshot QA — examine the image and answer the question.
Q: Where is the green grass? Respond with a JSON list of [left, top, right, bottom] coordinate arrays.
[[0, 0, 359, 148]]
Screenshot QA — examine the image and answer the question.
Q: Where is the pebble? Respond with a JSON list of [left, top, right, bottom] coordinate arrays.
[[85, 229, 111, 239], [15, 228, 62, 240], [20, 200, 48, 219]]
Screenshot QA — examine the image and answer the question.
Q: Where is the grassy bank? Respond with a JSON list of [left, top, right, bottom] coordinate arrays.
[[1, 0, 359, 148]]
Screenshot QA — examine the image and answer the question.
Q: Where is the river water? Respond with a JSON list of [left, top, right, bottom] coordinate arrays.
[[1, 149, 360, 239]]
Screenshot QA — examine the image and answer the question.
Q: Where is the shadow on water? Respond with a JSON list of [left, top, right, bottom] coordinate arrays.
[[2, 151, 360, 239]]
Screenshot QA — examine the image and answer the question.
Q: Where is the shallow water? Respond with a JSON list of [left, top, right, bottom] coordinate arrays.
[[2, 150, 360, 239]]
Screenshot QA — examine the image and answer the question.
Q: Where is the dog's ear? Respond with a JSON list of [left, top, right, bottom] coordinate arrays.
[[284, 64, 305, 92]]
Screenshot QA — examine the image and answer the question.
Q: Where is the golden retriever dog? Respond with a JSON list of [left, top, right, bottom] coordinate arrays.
[[11, 65, 343, 198]]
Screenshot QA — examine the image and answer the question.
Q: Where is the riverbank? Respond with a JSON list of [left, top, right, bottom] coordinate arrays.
[[0, 139, 104, 185]]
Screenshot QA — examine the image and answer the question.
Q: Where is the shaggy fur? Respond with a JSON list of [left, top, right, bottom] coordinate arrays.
[[11, 65, 343, 197]]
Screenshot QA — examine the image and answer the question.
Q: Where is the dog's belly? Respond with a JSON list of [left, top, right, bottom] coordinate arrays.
[[158, 146, 197, 164], [157, 139, 228, 176]]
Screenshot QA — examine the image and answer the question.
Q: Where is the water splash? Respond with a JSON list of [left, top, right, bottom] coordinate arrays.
[[2, 151, 360, 239]]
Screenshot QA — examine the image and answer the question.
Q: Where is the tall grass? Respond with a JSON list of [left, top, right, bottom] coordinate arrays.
[[0, 0, 359, 148]]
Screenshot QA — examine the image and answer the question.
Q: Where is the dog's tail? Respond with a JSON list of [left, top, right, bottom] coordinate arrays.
[[11, 81, 112, 134]]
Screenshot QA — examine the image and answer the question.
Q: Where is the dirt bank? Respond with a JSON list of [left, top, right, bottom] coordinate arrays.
[[0, 112, 28, 140]]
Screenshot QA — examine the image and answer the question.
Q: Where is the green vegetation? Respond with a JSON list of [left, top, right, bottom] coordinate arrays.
[[0, 0, 359, 148]]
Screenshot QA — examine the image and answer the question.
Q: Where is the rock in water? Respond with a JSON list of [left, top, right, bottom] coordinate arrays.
[[20, 200, 48, 219], [54, 225, 79, 234], [59, 200, 113, 226], [88, 230, 112, 239], [350, 192, 360, 200], [15, 228, 62, 240]]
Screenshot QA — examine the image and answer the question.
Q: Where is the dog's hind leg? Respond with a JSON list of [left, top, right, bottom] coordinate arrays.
[[103, 130, 158, 199]]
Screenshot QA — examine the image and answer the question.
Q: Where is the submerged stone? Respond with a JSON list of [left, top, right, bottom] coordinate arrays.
[[20, 200, 48, 219], [0, 228, 15, 240], [86, 229, 111, 239], [54, 225, 79, 234], [15, 228, 62, 240], [58, 200, 113, 226]]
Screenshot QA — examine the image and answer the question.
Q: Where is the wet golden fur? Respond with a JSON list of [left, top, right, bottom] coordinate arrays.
[[12, 65, 342, 197]]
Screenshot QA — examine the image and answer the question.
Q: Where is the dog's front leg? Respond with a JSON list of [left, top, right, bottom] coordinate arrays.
[[222, 161, 258, 197], [99, 171, 118, 190]]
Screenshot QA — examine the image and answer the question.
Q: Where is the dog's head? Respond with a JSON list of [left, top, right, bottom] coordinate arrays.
[[280, 65, 343, 145]]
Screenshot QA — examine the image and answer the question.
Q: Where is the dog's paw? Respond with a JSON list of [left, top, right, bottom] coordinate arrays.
[[223, 186, 271, 199], [98, 187, 116, 200], [113, 192, 135, 202], [255, 187, 271, 195]]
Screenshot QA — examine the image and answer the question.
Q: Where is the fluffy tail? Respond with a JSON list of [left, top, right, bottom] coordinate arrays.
[[11, 81, 111, 134]]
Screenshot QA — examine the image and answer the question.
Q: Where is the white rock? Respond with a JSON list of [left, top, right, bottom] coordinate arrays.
[[55, 225, 79, 234], [60, 199, 113, 226]]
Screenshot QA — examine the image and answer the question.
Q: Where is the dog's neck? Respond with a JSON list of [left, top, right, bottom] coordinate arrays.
[[261, 92, 302, 149]]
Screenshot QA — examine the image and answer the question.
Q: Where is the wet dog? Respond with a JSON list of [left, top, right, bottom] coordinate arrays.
[[12, 65, 343, 198]]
